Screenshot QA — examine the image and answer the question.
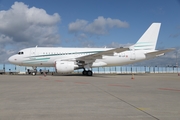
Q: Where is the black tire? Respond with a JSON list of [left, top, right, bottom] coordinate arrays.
[[82, 70, 87, 75], [87, 70, 93, 76]]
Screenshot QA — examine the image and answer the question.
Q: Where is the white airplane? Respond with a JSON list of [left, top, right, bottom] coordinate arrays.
[[8, 23, 174, 76]]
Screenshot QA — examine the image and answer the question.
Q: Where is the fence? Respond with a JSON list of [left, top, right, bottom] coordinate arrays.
[[76, 66, 180, 74], [1, 64, 179, 74]]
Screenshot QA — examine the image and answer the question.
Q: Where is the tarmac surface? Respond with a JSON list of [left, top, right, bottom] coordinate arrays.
[[0, 73, 180, 120]]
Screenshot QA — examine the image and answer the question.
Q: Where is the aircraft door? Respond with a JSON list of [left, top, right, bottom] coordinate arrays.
[[130, 51, 136, 60], [30, 48, 36, 56]]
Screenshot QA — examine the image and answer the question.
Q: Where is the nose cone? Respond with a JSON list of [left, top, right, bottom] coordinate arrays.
[[8, 56, 13, 63], [8, 55, 18, 64]]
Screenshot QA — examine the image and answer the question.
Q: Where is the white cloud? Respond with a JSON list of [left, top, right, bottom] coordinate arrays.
[[68, 19, 88, 33], [77, 33, 88, 40], [0, 2, 60, 45], [0, 34, 13, 45], [0, 2, 61, 63], [0, 48, 15, 63], [68, 16, 129, 35]]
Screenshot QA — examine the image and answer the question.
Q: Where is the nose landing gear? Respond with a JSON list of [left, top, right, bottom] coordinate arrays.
[[27, 67, 37, 76]]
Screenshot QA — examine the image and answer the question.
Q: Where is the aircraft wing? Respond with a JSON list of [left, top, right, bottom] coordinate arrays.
[[76, 47, 129, 61], [145, 48, 175, 59]]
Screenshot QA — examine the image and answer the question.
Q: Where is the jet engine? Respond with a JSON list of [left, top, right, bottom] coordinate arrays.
[[55, 61, 77, 73]]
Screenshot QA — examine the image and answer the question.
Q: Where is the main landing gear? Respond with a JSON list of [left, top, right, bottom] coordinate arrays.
[[82, 70, 93, 76]]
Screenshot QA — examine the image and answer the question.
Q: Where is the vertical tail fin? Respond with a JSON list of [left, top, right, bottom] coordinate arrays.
[[131, 23, 161, 50]]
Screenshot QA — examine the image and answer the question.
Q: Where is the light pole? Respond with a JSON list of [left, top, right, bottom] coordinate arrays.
[[175, 51, 179, 73], [175, 51, 178, 67]]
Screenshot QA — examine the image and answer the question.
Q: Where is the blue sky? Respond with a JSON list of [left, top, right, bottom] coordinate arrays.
[[0, 0, 180, 63]]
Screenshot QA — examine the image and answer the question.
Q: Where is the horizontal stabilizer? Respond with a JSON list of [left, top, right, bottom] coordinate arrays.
[[145, 48, 175, 59]]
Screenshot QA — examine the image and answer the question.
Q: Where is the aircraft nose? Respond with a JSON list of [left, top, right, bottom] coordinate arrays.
[[8, 56, 13, 63], [8, 55, 17, 64]]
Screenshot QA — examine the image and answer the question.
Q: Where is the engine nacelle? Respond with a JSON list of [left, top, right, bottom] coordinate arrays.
[[55, 61, 76, 73]]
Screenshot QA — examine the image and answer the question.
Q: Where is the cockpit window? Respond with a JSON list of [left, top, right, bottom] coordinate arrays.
[[18, 52, 24, 55]]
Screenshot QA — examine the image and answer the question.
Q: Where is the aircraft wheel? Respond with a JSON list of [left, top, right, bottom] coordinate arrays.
[[87, 70, 93, 76], [82, 70, 87, 75]]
